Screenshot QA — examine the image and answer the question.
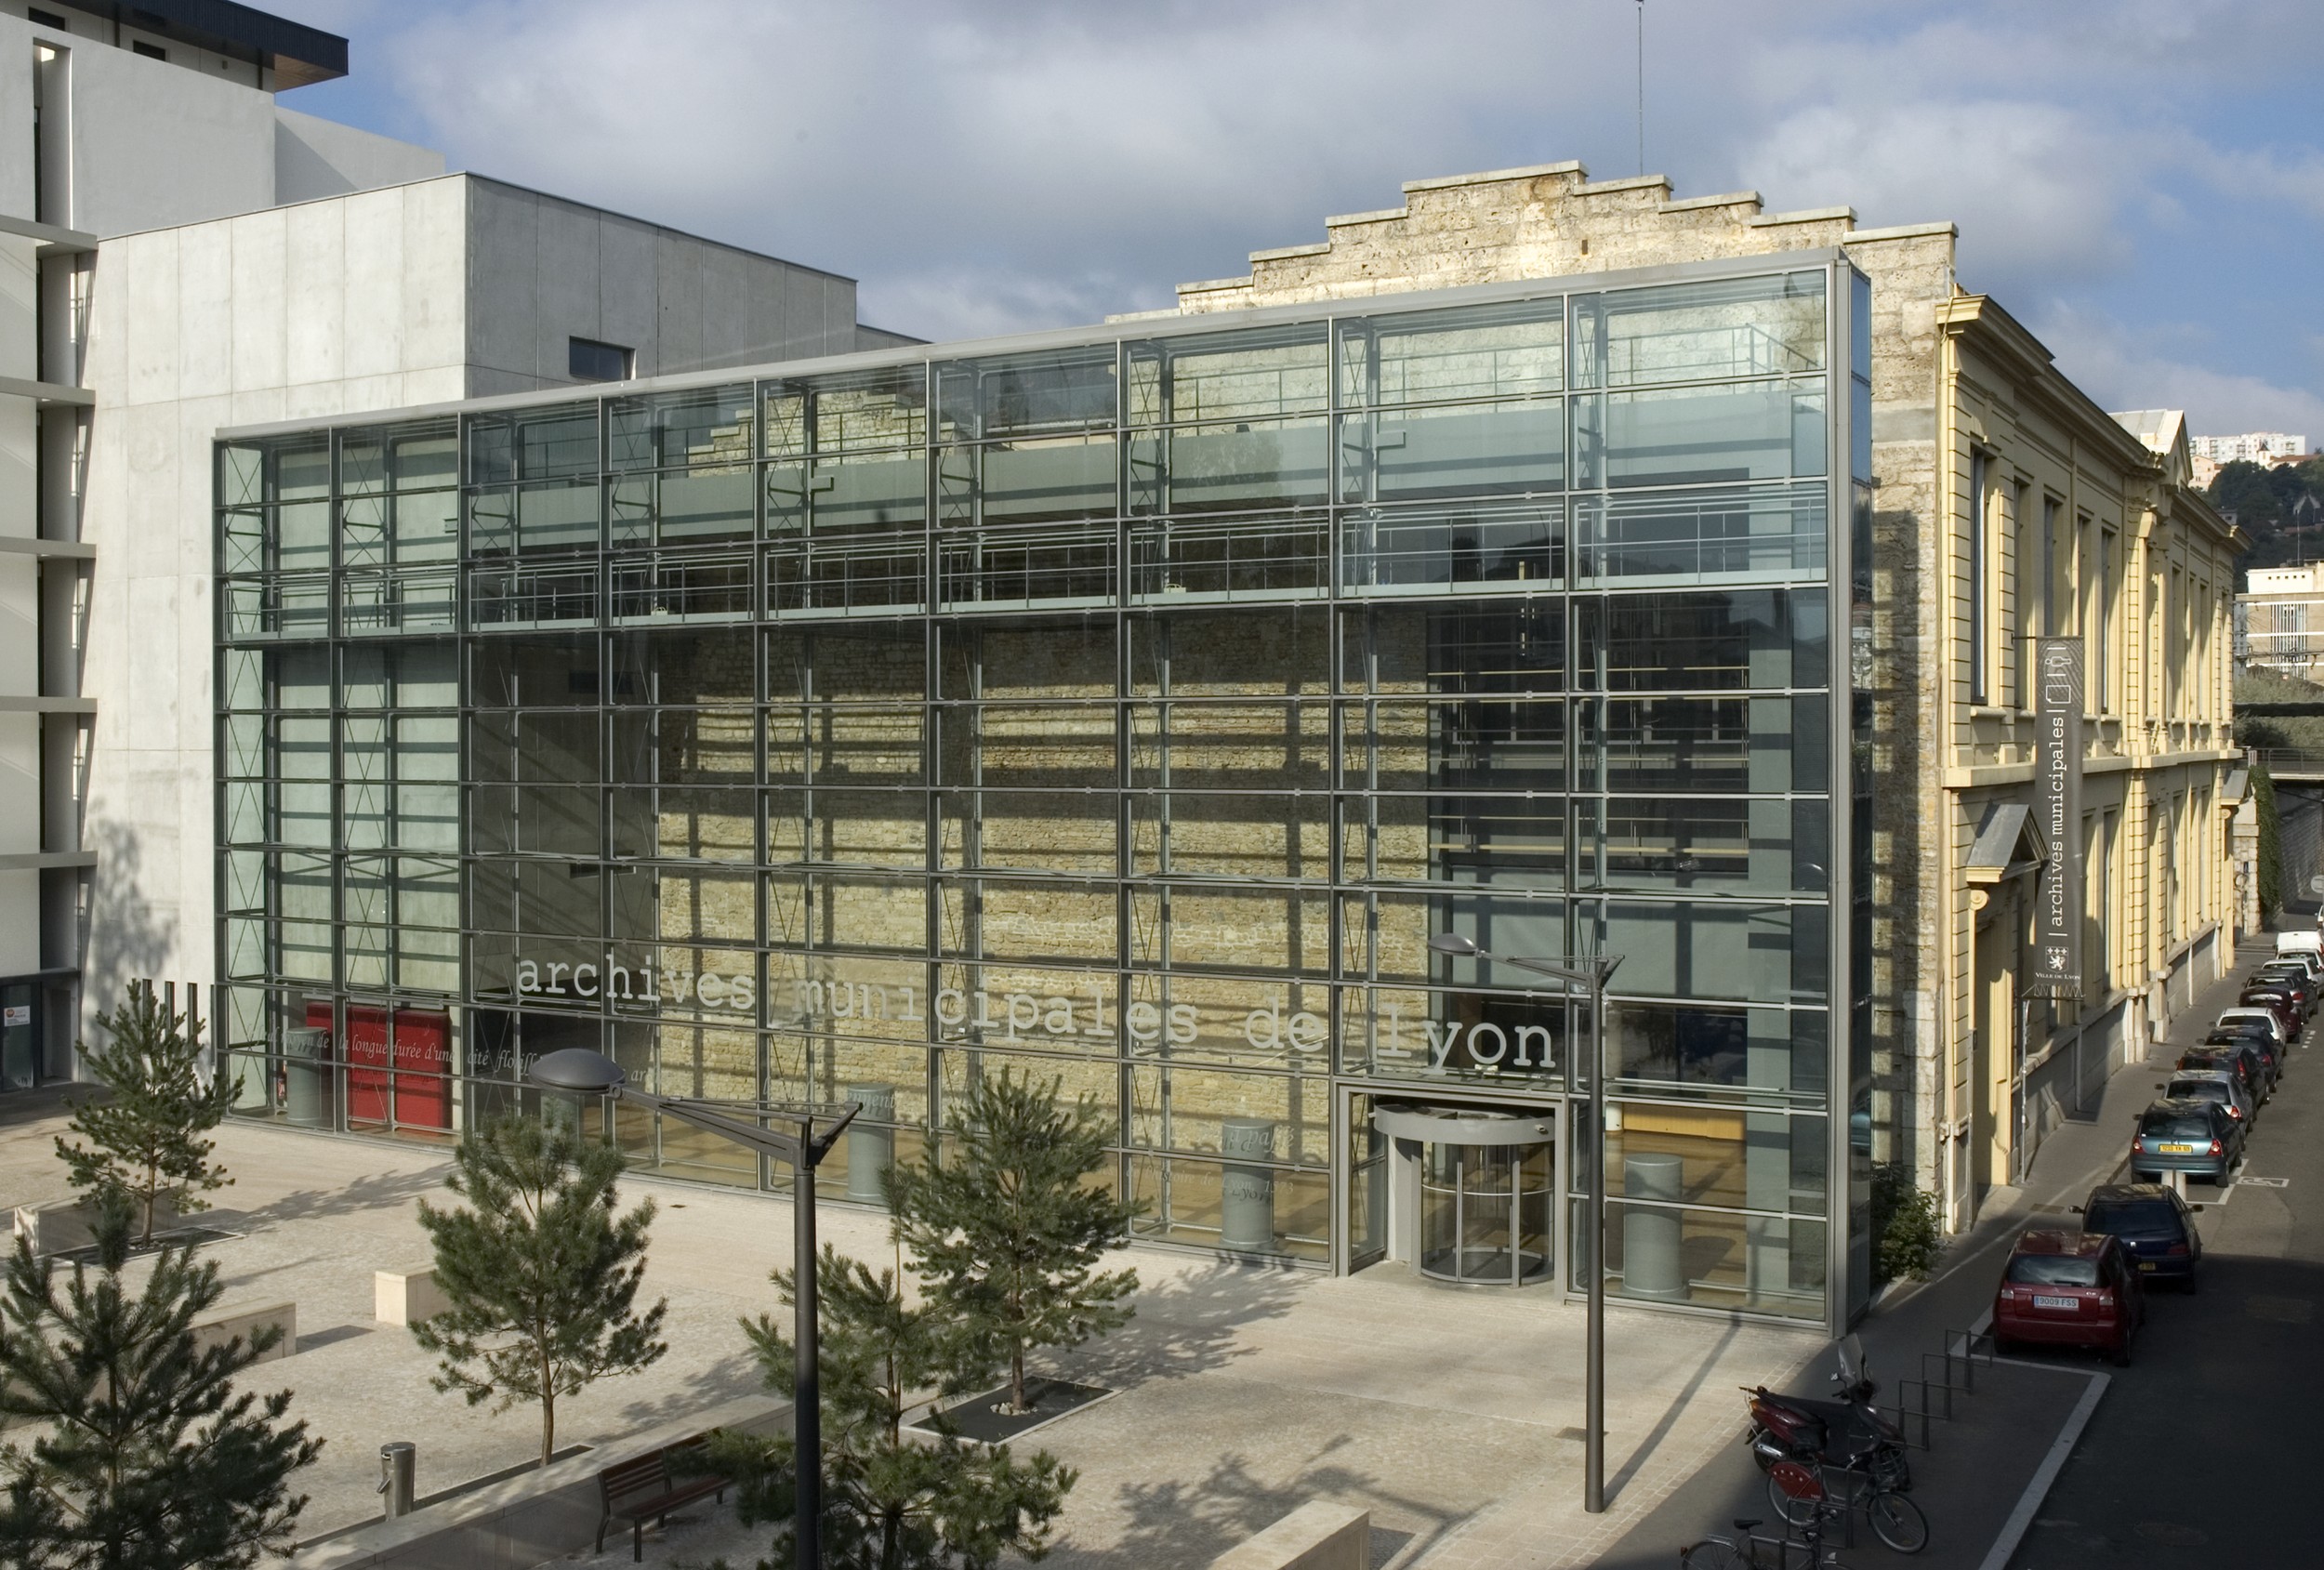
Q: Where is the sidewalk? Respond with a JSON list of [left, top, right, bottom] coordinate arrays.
[[1591, 935, 2282, 1570]]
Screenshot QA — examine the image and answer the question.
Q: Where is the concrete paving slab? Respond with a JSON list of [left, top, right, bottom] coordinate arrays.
[[0, 1104, 1820, 1565]]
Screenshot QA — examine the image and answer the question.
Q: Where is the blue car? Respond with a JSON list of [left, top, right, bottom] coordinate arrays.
[[2076, 1182, 2203, 1290], [2131, 1098, 2244, 1186]]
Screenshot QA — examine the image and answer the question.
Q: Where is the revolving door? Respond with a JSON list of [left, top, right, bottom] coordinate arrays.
[[1419, 1140, 1555, 1285], [1373, 1101, 1559, 1287]]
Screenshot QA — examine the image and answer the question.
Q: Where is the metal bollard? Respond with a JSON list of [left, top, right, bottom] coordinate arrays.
[[377, 1442, 416, 1519]]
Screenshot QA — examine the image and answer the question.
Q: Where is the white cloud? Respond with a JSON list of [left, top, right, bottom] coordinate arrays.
[[1744, 99, 2145, 286], [261, 0, 2323, 425], [2039, 304, 2324, 442]]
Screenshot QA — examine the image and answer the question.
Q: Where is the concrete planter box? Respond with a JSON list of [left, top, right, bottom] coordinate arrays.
[[13, 1194, 183, 1255], [374, 1267, 452, 1326], [287, 1395, 787, 1570], [191, 1299, 296, 1363], [1210, 1502, 1371, 1570]]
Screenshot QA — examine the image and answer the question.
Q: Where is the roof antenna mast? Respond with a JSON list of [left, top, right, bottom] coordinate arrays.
[[1636, 0, 1646, 178]]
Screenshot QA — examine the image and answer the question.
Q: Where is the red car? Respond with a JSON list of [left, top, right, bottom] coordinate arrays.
[[1992, 1230, 2143, 1366]]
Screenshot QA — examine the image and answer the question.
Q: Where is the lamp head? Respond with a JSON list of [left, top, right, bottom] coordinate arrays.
[[526, 1048, 627, 1095], [1428, 932, 1482, 957]]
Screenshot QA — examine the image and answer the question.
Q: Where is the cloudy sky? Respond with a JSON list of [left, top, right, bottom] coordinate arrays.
[[272, 0, 2324, 439]]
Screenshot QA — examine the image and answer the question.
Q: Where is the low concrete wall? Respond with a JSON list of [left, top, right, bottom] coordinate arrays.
[[287, 1395, 787, 1570], [192, 1299, 296, 1363], [13, 1194, 182, 1255], [375, 1268, 451, 1326], [1209, 1501, 1370, 1570]]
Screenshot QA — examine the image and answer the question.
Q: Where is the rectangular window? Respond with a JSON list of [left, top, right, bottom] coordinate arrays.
[[27, 9, 68, 28], [1967, 452, 1987, 705], [2041, 497, 2060, 636], [568, 337, 634, 383], [131, 40, 166, 60], [2100, 532, 2116, 714]]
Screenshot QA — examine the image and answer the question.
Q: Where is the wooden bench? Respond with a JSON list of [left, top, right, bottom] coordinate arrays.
[[596, 1438, 727, 1562]]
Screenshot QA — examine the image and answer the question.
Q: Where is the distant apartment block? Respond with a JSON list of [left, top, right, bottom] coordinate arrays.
[[2240, 563, 2324, 681], [2193, 431, 2309, 463]]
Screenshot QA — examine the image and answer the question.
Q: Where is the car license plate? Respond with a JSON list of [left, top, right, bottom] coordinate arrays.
[[2032, 1295, 2079, 1311], [2159, 1143, 2195, 1154], [2138, 1261, 2157, 1272]]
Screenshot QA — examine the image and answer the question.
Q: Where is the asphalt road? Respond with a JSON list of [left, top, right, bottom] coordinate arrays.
[[2005, 954, 2324, 1568]]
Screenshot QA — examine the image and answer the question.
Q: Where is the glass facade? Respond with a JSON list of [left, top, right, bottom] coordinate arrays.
[[216, 258, 1863, 1326]]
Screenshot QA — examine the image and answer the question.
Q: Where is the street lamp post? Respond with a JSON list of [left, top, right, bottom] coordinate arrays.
[[1428, 932, 1623, 1514], [527, 1048, 859, 1570]]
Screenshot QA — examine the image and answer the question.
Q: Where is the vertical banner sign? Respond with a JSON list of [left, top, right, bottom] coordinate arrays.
[[2032, 638, 2084, 996]]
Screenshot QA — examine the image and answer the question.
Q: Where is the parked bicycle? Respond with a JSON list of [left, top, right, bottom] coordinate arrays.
[[1762, 1458, 1927, 1555], [1679, 1462, 1853, 1569]]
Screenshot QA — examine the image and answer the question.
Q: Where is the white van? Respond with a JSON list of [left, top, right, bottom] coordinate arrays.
[[2277, 930, 2322, 959]]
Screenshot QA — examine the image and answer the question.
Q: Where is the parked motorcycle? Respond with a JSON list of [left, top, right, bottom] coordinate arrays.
[[1742, 1335, 1911, 1492], [1740, 1336, 1927, 1553]]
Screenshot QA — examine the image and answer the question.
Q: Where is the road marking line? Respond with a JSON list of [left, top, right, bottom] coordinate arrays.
[[1976, 1370, 2111, 1570], [1950, 1309, 1994, 1361], [2238, 1175, 2291, 1188]]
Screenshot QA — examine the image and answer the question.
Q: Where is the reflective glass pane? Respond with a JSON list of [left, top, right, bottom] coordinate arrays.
[[1574, 272, 1826, 388], [1339, 298, 1565, 406]]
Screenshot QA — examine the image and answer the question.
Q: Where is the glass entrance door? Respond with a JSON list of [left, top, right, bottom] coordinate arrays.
[[1419, 1140, 1552, 1285], [0, 983, 33, 1091]]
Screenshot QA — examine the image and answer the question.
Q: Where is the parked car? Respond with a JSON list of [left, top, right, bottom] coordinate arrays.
[[2075, 1183, 2203, 1290], [2159, 1067, 2254, 1127], [2266, 946, 2324, 978], [2182, 1040, 2275, 1102], [1993, 1229, 2143, 1364], [2239, 1032, 2289, 1088], [2216, 1007, 2291, 1048], [2131, 1097, 2245, 1185], [2255, 959, 2319, 1005], [2252, 965, 2316, 1014], [2238, 983, 2304, 1033], [2204, 1022, 2285, 1076]]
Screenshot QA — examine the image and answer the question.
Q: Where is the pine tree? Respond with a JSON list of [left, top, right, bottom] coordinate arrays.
[[411, 1115, 668, 1467], [886, 1071, 1139, 1415], [54, 983, 238, 1247], [706, 1245, 1074, 1570], [0, 1190, 322, 1569]]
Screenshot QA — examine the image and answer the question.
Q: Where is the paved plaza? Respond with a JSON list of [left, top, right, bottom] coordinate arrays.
[[0, 1100, 1818, 1567]]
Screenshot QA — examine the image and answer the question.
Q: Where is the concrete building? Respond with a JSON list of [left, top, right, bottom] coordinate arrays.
[[2240, 562, 2324, 683], [2192, 431, 2308, 463], [0, 0, 904, 1088]]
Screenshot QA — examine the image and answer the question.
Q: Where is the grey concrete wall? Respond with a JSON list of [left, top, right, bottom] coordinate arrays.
[[78, 178, 473, 1014], [464, 178, 861, 393], [77, 169, 881, 1026], [30, 20, 274, 236], [274, 108, 444, 205]]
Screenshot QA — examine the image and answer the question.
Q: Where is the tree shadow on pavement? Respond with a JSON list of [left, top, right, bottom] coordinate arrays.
[[1606, 1317, 1744, 1501], [246, 1163, 453, 1225], [1046, 1259, 1307, 1392], [611, 1347, 764, 1432], [1073, 1441, 1453, 1569]]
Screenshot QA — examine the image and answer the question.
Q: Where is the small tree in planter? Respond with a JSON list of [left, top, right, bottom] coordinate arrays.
[[413, 1115, 668, 1467], [707, 1245, 1074, 1570], [0, 1190, 322, 1567], [54, 983, 238, 1246], [887, 1071, 1139, 1416]]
